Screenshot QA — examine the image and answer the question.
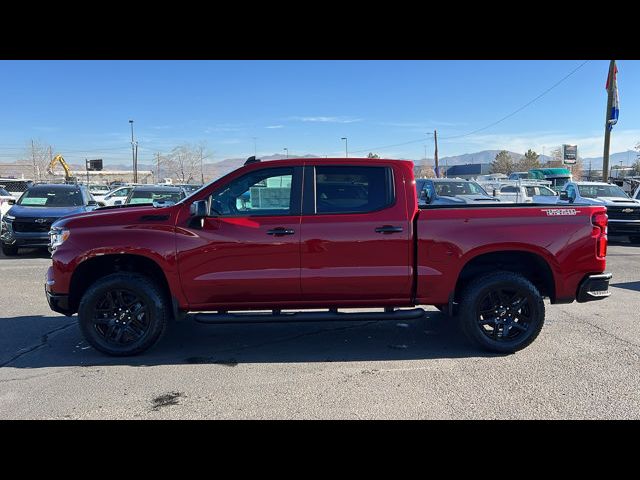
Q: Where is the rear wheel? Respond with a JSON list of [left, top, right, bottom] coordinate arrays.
[[78, 273, 169, 356], [458, 271, 545, 353], [1, 243, 18, 256]]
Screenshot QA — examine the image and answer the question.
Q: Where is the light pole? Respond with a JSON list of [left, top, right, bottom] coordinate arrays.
[[129, 120, 137, 183], [284, 147, 289, 158], [341, 137, 348, 158]]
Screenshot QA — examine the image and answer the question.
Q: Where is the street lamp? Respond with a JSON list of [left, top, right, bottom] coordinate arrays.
[[129, 120, 138, 183], [284, 147, 289, 158], [341, 137, 348, 158]]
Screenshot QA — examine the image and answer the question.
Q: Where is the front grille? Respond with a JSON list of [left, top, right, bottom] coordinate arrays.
[[607, 206, 640, 221], [12, 219, 54, 233]]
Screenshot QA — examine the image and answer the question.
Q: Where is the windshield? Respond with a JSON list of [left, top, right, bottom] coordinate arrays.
[[17, 188, 84, 207], [551, 177, 571, 189], [578, 184, 629, 198], [434, 181, 488, 197], [127, 190, 184, 205]]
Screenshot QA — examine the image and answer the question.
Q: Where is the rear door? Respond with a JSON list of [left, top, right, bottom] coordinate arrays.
[[299, 162, 412, 302]]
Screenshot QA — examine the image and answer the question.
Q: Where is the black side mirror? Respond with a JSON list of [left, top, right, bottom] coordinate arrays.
[[87, 200, 97, 206], [559, 191, 569, 201], [8, 198, 15, 205], [190, 200, 208, 218]]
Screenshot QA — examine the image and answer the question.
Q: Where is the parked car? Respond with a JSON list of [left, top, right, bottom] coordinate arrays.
[[492, 182, 559, 204], [122, 186, 187, 207], [46, 158, 610, 356], [87, 184, 111, 204], [0, 187, 14, 221], [97, 186, 135, 207], [558, 181, 640, 243], [508, 171, 530, 180], [1, 184, 98, 256], [416, 178, 504, 205]]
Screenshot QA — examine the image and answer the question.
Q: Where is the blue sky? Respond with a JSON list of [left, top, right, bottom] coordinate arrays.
[[1, 60, 638, 165]]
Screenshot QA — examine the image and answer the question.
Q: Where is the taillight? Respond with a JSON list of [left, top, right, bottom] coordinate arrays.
[[592, 211, 608, 258], [592, 212, 608, 230]]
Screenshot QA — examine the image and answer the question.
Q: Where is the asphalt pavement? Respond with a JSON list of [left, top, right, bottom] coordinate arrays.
[[1, 240, 639, 419]]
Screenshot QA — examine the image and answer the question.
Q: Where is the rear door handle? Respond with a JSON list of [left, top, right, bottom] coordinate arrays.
[[267, 228, 296, 236], [375, 225, 403, 234]]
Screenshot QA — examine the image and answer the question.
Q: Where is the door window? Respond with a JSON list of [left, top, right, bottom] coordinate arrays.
[[211, 167, 294, 216], [314, 166, 393, 214]]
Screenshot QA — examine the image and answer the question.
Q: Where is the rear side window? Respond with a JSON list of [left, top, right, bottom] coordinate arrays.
[[314, 166, 393, 214]]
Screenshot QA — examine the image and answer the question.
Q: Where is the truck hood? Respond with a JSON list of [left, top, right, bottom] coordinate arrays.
[[51, 204, 177, 229], [7, 204, 89, 219], [585, 197, 640, 205]]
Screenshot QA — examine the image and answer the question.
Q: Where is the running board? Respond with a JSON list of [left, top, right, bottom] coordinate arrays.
[[193, 308, 425, 324]]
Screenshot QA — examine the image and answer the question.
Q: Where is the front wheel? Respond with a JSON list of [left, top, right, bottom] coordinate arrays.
[[1, 243, 18, 256], [458, 271, 545, 354], [78, 273, 169, 356]]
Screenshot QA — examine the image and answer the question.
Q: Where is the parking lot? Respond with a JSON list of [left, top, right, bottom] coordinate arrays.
[[1, 239, 639, 419]]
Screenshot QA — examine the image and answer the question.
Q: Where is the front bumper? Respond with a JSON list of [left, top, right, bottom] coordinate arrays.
[[46, 289, 72, 316], [608, 220, 640, 236], [576, 273, 612, 303], [1, 229, 50, 248]]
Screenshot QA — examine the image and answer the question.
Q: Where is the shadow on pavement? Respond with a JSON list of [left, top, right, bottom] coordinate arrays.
[[0, 247, 50, 259], [610, 280, 640, 292], [2, 311, 498, 368]]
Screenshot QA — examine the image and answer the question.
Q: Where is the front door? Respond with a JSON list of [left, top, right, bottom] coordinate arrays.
[[176, 166, 302, 308]]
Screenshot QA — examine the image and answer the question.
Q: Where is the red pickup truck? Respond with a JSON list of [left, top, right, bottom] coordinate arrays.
[[45, 158, 612, 356]]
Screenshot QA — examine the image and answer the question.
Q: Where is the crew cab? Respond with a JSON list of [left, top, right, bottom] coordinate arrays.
[[558, 181, 640, 243], [45, 158, 611, 356], [2, 184, 98, 256]]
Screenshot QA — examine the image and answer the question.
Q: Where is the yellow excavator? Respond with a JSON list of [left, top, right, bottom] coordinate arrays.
[[47, 154, 76, 182]]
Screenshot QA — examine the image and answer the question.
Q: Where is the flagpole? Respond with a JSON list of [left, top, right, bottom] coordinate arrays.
[[602, 60, 616, 182]]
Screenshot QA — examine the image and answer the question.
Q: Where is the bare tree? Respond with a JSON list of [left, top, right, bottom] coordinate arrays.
[[545, 147, 564, 168], [166, 144, 202, 184], [24, 139, 54, 181], [414, 163, 435, 178]]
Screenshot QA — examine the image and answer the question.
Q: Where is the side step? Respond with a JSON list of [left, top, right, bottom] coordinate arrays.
[[193, 308, 425, 324]]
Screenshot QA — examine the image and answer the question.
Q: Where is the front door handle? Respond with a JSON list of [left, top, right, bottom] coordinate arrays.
[[267, 227, 296, 236], [375, 225, 403, 234]]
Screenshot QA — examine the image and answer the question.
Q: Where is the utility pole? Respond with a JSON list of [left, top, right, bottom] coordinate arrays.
[[85, 158, 89, 185], [129, 120, 137, 183], [433, 130, 439, 178], [31, 139, 37, 180], [602, 60, 616, 183], [48, 145, 52, 182], [156, 152, 161, 183]]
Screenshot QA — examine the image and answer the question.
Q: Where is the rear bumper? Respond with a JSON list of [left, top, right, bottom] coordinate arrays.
[[576, 273, 612, 303]]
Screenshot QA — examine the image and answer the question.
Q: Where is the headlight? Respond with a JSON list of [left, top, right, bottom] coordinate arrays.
[[4, 214, 14, 221], [49, 227, 70, 251]]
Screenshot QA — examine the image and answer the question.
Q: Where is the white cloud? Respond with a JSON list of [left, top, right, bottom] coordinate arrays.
[[266, 125, 284, 129], [292, 116, 362, 124]]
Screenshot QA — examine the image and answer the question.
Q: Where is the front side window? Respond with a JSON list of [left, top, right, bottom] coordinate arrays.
[[578, 184, 629, 199], [211, 167, 294, 216], [501, 186, 519, 193], [314, 166, 393, 214]]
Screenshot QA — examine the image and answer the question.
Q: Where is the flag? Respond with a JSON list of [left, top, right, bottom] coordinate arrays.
[[606, 61, 619, 130]]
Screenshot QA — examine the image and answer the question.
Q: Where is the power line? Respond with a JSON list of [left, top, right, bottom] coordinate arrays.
[[351, 60, 590, 154]]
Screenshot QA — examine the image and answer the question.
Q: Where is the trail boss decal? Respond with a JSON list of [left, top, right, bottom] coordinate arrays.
[[541, 208, 580, 216]]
